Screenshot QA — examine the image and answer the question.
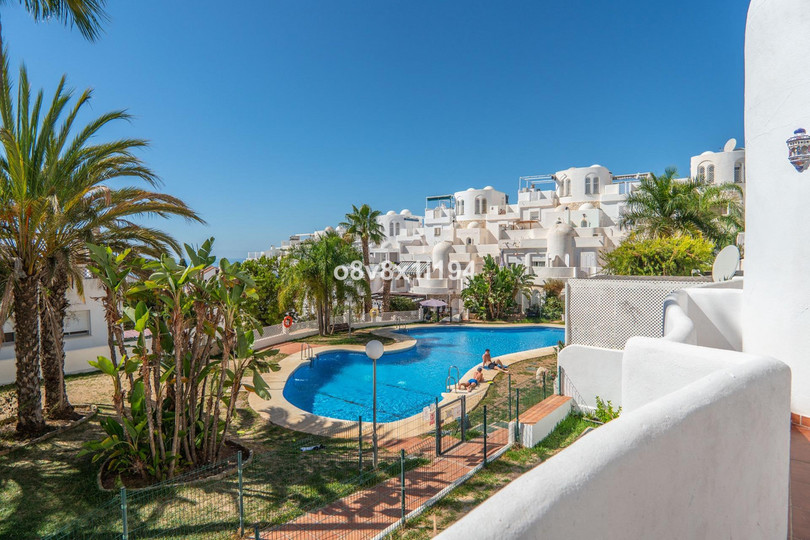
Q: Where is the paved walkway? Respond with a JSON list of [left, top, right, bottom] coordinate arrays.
[[261, 429, 509, 539], [791, 425, 810, 539]]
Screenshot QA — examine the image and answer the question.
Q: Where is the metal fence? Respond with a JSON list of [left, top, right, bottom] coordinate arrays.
[[44, 374, 555, 540], [565, 277, 709, 349]]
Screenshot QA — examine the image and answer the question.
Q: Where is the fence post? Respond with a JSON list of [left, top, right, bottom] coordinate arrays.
[[120, 487, 128, 540], [483, 405, 488, 465], [358, 415, 363, 471], [558, 366, 563, 396], [400, 449, 406, 523], [460, 395, 467, 442], [508, 372, 512, 420], [515, 388, 521, 445], [543, 371, 547, 401], [254, 522, 260, 540], [238, 451, 245, 536], [435, 397, 441, 456]]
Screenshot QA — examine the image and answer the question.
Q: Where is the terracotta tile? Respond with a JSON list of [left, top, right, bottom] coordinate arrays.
[[793, 413, 801, 425]]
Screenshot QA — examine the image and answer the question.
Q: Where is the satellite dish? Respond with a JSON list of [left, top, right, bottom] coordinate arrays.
[[723, 138, 737, 152], [712, 245, 740, 282]]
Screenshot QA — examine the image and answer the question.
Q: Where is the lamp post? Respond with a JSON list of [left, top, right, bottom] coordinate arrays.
[[365, 340, 384, 468]]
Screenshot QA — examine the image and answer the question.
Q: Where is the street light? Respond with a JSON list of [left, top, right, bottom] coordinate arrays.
[[365, 339, 384, 468]]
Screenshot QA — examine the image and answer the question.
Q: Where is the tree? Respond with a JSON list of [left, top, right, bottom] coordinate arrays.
[[0, 53, 200, 429], [340, 204, 384, 313], [619, 167, 743, 248], [235, 256, 289, 326], [82, 239, 279, 481], [601, 234, 715, 276], [462, 255, 533, 320], [280, 232, 367, 335]]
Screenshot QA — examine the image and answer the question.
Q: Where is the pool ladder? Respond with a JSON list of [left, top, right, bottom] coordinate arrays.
[[445, 365, 461, 392], [300, 343, 314, 360]]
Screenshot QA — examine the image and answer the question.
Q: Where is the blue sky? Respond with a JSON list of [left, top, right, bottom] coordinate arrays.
[[3, 0, 747, 259]]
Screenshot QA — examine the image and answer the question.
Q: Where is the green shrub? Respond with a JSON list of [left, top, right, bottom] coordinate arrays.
[[601, 234, 714, 276], [591, 396, 621, 423], [526, 303, 542, 318], [388, 296, 418, 311], [539, 295, 563, 321]]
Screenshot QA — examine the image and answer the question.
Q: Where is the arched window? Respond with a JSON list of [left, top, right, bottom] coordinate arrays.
[[475, 196, 487, 214], [457, 199, 464, 215], [395, 222, 400, 236], [585, 175, 599, 195], [707, 164, 715, 183], [592, 176, 600, 194], [698, 165, 706, 181], [466, 237, 472, 245], [585, 177, 591, 195], [389, 222, 395, 237]]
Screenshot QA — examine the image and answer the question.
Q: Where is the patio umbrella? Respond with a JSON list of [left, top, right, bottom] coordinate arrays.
[[420, 299, 447, 307]]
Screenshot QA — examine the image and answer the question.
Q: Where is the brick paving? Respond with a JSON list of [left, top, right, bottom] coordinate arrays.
[[261, 428, 509, 539], [791, 425, 810, 539]]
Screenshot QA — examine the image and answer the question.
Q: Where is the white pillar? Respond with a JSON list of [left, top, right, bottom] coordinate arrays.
[[744, 0, 810, 415]]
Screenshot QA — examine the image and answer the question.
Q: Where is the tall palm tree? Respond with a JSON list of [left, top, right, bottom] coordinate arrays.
[[618, 167, 743, 248], [0, 54, 201, 431], [280, 232, 366, 335], [340, 204, 384, 314]]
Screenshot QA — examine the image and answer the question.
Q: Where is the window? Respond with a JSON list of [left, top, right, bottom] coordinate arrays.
[[698, 165, 706, 181], [585, 178, 591, 195], [475, 196, 487, 214], [734, 162, 744, 183], [389, 222, 395, 236], [592, 177, 600, 194], [3, 331, 13, 343], [395, 222, 400, 236], [65, 310, 91, 337], [531, 252, 547, 268], [565, 179, 571, 197], [466, 237, 473, 245], [457, 199, 464, 215], [529, 211, 539, 221], [707, 164, 715, 183], [434, 227, 441, 237]]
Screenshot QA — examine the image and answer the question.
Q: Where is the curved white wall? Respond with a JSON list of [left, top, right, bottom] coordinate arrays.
[[744, 0, 810, 415], [438, 341, 790, 540]]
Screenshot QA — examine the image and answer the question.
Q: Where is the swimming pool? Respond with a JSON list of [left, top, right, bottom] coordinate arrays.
[[282, 326, 564, 422]]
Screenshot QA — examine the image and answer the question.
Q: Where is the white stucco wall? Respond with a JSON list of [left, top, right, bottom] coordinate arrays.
[[744, 0, 810, 415], [666, 289, 742, 351], [557, 345, 623, 409], [438, 341, 790, 540]]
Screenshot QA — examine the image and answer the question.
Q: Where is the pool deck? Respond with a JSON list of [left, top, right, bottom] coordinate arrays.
[[247, 323, 561, 439]]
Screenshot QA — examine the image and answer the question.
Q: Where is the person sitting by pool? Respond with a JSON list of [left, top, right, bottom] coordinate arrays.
[[458, 367, 485, 392], [482, 349, 508, 372]]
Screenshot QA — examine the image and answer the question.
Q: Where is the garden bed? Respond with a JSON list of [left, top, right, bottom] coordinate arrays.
[[98, 439, 253, 491]]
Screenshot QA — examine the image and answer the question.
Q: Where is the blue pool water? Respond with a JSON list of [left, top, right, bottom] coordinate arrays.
[[282, 326, 564, 422]]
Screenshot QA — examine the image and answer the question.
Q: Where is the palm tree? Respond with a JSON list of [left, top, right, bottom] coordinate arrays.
[[280, 232, 366, 335], [0, 54, 201, 431], [340, 204, 384, 314], [618, 167, 743, 248]]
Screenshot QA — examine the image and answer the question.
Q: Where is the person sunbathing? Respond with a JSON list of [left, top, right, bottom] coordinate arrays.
[[458, 367, 485, 392], [482, 349, 508, 372]]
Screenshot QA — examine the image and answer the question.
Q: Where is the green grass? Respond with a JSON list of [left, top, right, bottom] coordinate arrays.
[[0, 382, 409, 540], [390, 414, 592, 539]]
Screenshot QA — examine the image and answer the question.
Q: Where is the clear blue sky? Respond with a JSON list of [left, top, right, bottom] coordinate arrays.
[[3, 0, 747, 259]]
